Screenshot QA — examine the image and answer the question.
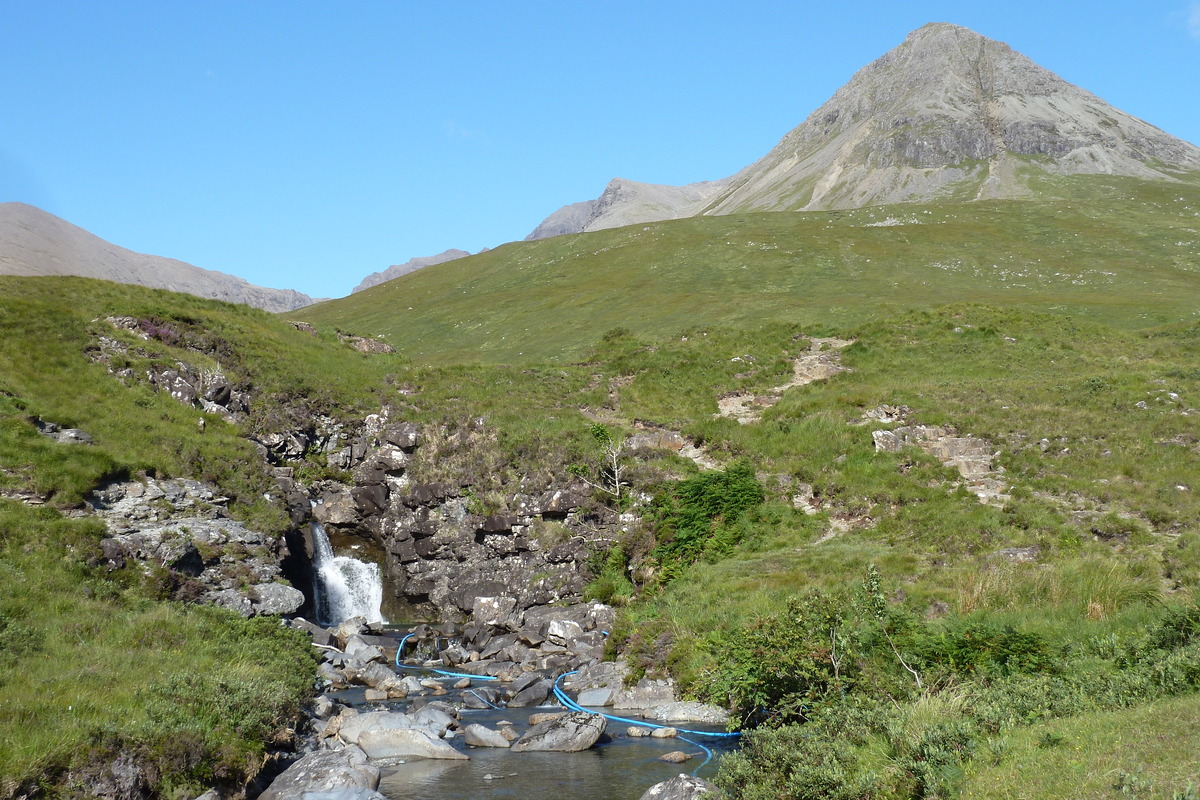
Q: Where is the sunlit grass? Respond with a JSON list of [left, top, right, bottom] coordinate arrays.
[[959, 695, 1200, 799]]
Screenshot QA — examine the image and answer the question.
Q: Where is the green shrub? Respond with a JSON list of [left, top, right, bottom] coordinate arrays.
[[649, 460, 765, 576]]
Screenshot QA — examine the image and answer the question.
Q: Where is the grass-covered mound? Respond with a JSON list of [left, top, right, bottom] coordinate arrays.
[[0, 502, 317, 797], [0, 278, 374, 796]]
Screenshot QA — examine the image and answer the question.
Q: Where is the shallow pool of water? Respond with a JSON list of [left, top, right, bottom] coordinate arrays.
[[334, 654, 735, 800]]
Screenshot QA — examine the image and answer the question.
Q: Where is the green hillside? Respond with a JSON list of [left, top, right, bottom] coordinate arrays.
[[298, 173, 1200, 363], [3, 169, 1200, 797]]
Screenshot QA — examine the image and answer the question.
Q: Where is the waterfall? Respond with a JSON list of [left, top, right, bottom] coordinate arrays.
[[310, 522, 386, 626]]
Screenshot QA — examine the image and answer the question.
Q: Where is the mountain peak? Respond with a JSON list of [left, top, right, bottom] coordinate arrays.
[[528, 23, 1200, 238]]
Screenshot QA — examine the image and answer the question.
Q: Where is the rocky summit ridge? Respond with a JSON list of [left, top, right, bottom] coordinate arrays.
[[352, 248, 472, 293], [0, 202, 316, 312], [528, 22, 1200, 239]]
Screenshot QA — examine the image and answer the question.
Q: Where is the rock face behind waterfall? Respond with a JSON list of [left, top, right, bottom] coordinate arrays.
[[311, 522, 385, 625], [284, 409, 615, 620]]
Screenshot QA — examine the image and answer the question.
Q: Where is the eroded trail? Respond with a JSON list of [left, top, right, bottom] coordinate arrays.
[[717, 337, 854, 424]]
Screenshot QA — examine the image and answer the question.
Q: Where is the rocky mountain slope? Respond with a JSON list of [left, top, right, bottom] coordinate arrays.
[[352, 248, 471, 293], [0, 202, 315, 312], [528, 22, 1200, 239]]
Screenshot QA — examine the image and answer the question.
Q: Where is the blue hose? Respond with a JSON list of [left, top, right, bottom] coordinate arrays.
[[393, 631, 499, 681], [464, 688, 505, 709], [550, 671, 737, 775], [551, 672, 740, 739], [677, 734, 715, 772]]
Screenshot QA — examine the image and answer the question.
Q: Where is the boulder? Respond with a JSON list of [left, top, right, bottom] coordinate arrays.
[[562, 660, 627, 693], [545, 619, 585, 647], [345, 637, 387, 664], [659, 751, 693, 763], [338, 711, 423, 745], [462, 724, 512, 748], [644, 702, 730, 725], [311, 695, 337, 720], [611, 677, 677, 712], [511, 711, 606, 753], [290, 617, 336, 647], [576, 687, 614, 707], [638, 774, 723, 800], [331, 617, 369, 648], [508, 671, 545, 695], [409, 704, 456, 736], [258, 746, 379, 800], [357, 728, 468, 762], [313, 490, 358, 526], [462, 686, 501, 709], [204, 589, 253, 617], [470, 594, 518, 633], [383, 422, 422, 450], [356, 663, 398, 689], [506, 677, 550, 708], [251, 582, 305, 615], [300, 789, 388, 800]]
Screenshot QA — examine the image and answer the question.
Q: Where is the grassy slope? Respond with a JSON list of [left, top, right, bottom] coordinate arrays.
[[579, 310, 1200, 798], [304, 174, 1200, 796], [297, 173, 1200, 363], [0, 278, 399, 796], [3, 169, 1200, 796], [958, 694, 1200, 799]]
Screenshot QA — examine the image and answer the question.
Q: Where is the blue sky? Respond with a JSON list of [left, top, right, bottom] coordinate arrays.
[[1, 1, 1198, 299]]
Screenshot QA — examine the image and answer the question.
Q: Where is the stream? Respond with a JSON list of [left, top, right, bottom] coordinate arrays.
[[329, 641, 736, 800], [308, 525, 735, 798]]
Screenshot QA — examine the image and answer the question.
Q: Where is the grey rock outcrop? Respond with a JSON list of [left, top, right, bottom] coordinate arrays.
[[872, 423, 1008, 503], [527, 23, 1200, 239], [0, 202, 315, 311], [90, 316, 253, 424], [34, 419, 93, 444], [90, 478, 303, 616]]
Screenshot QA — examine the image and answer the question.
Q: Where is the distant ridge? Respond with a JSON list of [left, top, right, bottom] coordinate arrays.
[[0, 203, 315, 312], [528, 22, 1200, 239], [352, 248, 472, 293]]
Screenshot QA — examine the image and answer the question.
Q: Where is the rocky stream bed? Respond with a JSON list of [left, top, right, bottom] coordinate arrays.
[[261, 609, 734, 800]]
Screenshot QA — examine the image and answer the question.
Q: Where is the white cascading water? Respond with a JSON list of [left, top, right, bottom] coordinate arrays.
[[310, 522, 386, 626]]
